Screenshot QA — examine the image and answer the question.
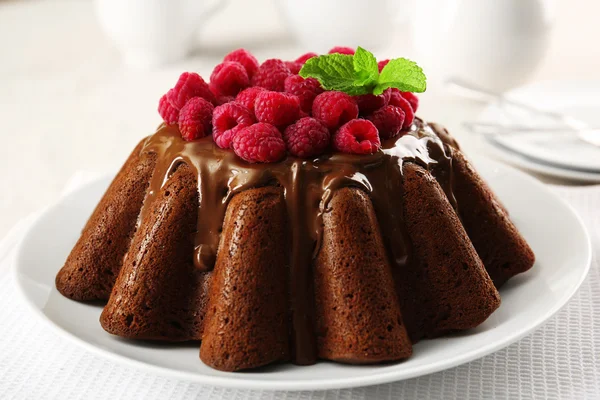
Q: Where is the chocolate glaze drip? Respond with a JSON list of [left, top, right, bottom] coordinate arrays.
[[139, 118, 454, 365]]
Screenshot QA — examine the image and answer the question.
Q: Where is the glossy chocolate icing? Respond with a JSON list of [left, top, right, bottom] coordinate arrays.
[[139, 118, 455, 365]]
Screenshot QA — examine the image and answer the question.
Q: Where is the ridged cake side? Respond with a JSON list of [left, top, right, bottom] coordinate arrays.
[[314, 187, 413, 363], [397, 163, 501, 341], [200, 187, 290, 371], [451, 151, 535, 287], [56, 139, 156, 301], [100, 163, 209, 340]]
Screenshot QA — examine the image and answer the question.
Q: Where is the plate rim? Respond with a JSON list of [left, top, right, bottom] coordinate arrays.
[[11, 159, 593, 391]]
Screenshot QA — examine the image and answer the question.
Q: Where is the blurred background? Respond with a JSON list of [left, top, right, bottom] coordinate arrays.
[[0, 0, 599, 239]]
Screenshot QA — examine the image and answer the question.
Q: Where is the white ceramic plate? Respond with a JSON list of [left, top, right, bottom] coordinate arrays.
[[13, 158, 591, 391], [479, 81, 600, 182]]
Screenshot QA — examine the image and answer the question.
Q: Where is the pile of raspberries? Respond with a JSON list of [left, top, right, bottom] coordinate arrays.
[[158, 47, 419, 163]]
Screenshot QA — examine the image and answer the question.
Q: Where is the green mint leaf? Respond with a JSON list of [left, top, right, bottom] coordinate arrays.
[[341, 85, 371, 96], [352, 46, 379, 87], [300, 49, 427, 97], [299, 54, 356, 92], [375, 58, 427, 94]]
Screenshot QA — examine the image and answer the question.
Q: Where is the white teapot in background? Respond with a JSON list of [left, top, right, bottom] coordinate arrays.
[[411, 0, 556, 92], [94, 0, 228, 68]]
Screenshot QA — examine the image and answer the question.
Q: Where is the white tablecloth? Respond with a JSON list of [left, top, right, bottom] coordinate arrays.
[[1, 175, 599, 400]]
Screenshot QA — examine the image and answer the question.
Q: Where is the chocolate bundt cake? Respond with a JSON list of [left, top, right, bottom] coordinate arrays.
[[55, 48, 535, 372]]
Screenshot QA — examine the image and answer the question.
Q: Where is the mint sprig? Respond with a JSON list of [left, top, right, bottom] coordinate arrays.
[[374, 58, 426, 94], [299, 47, 426, 96], [297, 53, 370, 95], [352, 47, 379, 87]]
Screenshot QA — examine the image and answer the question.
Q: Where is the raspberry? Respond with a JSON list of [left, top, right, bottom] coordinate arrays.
[[283, 117, 330, 158], [178, 97, 214, 141], [388, 88, 402, 107], [355, 90, 391, 115], [378, 59, 389, 72], [209, 61, 250, 97], [285, 61, 302, 75], [284, 75, 324, 113], [235, 86, 266, 113], [312, 91, 358, 129], [367, 105, 405, 139], [388, 89, 414, 128], [333, 119, 381, 154], [295, 52, 318, 64], [158, 90, 179, 124], [328, 46, 355, 55], [168, 72, 215, 109], [251, 59, 291, 91], [212, 102, 255, 149], [254, 91, 301, 126], [400, 92, 419, 113], [215, 95, 235, 105], [223, 48, 259, 79], [233, 123, 286, 163]]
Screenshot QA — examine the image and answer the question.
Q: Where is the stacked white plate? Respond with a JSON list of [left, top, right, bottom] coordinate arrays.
[[478, 81, 600, 182]]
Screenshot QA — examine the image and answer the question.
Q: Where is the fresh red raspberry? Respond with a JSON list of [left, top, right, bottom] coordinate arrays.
[[251, 59, 291, 91], [235, 86, 266, 113], [400, 92, 419, 113], [312, 91, 358, 129], [223, 48, 259, 79], [295, 52, 318, 64], [284, 75, 324, 113], [367, 105, 405, 139], [328, 46, 355, 55], [215, 95, 235, 105], [283, 117, 330, 158], [333, 119, 381, 154], [378, 59, 389, 72], [232, 123, 286, 163], [388, 88, 403, 107], [168, 72, 215, 109], [355, 90, 391, 115], [254, 91, 301, 126], [388, 89, 414, 128], [158, 90, 179, 124], [212, 102, 255, 149], [178, 97, 214, 141], [285, 61, 302, 75], [209, 61, 250, 97]]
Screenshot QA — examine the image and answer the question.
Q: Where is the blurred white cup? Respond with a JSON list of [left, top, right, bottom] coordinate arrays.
[[411, 0, 555, 92], [278, 0, 409, 52], [94, 0, 227, 68]]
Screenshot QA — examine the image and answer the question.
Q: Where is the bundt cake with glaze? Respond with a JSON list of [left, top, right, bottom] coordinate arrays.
[[55, 48, 535, 372]]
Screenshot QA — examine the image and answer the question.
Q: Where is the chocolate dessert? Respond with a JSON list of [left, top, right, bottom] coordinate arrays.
[[56, 47, 534, 371]]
